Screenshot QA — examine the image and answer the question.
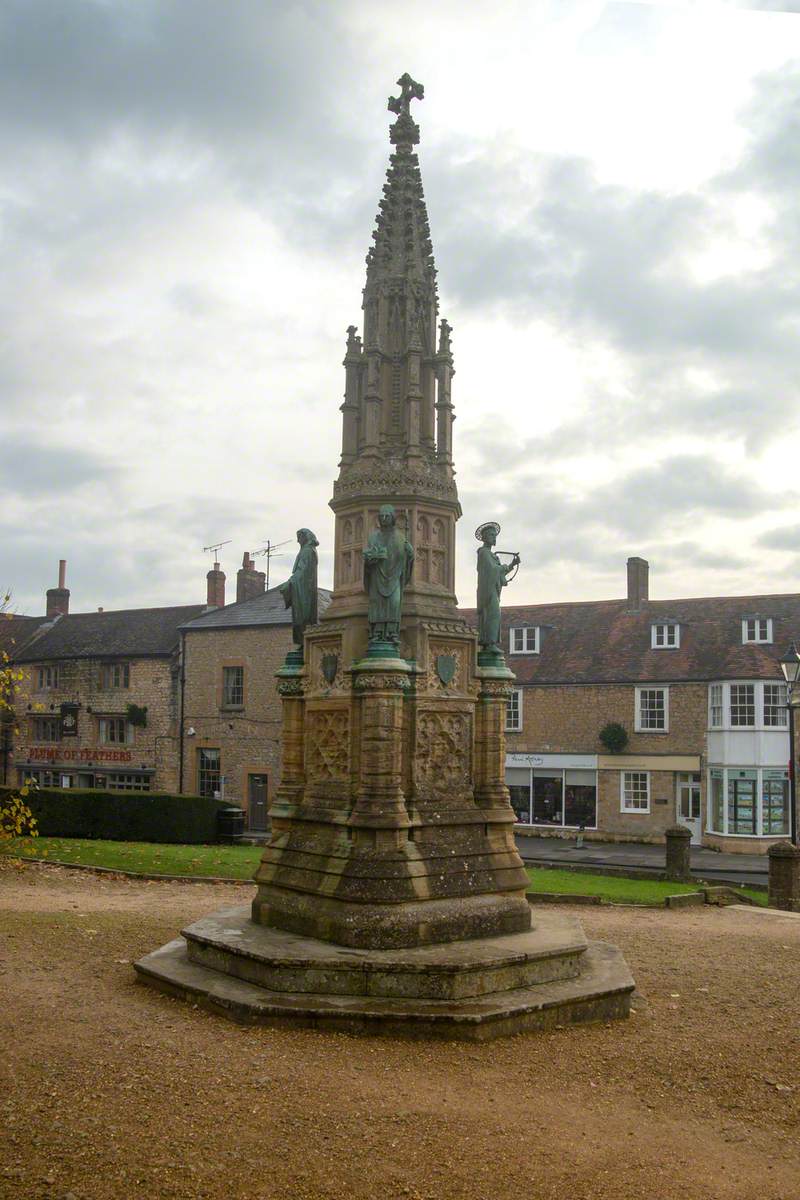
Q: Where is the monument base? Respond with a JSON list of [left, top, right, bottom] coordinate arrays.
[[134, 905, 635, 1041]]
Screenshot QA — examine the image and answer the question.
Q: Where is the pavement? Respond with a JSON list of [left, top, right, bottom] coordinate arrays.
[[515, 832, 768, 887]]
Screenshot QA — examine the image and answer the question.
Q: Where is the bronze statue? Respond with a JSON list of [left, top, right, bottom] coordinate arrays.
[[476, 522, 519, 651], [279, 528, 319, 647], [363, 505, 414, 648]]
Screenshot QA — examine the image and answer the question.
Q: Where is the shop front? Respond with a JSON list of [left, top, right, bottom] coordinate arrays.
[[505, 753, 598, 833]]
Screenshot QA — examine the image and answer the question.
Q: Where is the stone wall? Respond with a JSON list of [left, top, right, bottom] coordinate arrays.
[[10, 654, 180, 791], [181, 625, 293, 818]]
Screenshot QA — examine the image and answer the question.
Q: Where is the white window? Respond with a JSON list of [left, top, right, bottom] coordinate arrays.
[[730, 683, 755, 727], [621, 771, 650, 813], [222, 666, 244, 708], [505, 688, 522, 732], [742, 618, 772, 645], [763, 683, 788, 728], [36, 665, 60, 690], [651, 623, 679, 649], [99, 717, 132, 745], [635, 686, 669, 732], [709, 683, 723, 728], [509, 627, 539, 655]]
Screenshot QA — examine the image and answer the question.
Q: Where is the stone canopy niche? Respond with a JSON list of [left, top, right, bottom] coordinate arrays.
[[136, 75, 634, 1037]]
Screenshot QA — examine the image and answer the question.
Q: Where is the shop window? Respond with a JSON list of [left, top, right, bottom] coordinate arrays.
[[532, 771, 563, 825], [198, 748, 221, 798], [762, 770, 789, 836], [36, 665, 60, 690], [709, 684, 723, 728], [727, 769, 757, 835], [729, 684, 755, 727], [763, 683, 788, 728], [101, 662, 130, 689], [742, 618, 772, 645], [564, 770, 597, 828], [99, 716, 131, 745], [505, 688, 522, 732], [509, 627, 539, 654], [506, 768, 531, 824], [222, 666, 244, 708], [651, 623, 679, 649], [621, 771, 650, 813], [710, 769, 724, 832], [635, 686, 668, 732], [107, 774, 151, 792], [32, 716, 61, 743]]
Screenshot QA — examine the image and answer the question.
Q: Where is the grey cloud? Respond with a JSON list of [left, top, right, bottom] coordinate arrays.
[[0, 437, 113, 495], [757, 523, 800, 551]]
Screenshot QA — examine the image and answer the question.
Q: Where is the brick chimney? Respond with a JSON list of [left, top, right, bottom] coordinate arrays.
[[46, 559, 70, 617], [206, 562, 226, 608], [627, 556, 649, 610], [236, 552, 266, 604]]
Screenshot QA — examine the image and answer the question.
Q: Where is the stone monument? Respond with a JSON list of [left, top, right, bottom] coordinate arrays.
[[136, 75, 634, 1036]]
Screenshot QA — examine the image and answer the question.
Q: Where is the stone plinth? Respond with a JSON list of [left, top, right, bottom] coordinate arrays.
[[664, 825, 692, 883], [134, 906, 635, 1041], [768, 841, 800, 912]]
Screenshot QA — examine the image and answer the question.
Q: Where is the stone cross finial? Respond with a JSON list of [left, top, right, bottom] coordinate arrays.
[[388, 73, 424, 118]]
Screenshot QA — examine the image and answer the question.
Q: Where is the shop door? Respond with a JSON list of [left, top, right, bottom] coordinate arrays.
[[248, 774, 269, 832], [676, 773, 702, 844]]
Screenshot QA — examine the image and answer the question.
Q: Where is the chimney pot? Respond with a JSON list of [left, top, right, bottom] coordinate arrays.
[[627, 556, 649, 610], [46, 559, 70, 617]]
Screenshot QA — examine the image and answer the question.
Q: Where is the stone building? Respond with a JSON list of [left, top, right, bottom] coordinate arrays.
[[460, 556, 800, 854], [178, 584, 331, 828], [6, 562, 205, 793]]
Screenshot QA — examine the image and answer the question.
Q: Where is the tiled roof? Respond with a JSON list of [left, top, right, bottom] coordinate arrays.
[[0, 615, 49, 660], [13, 605, 207, 662], [458, 593, 800, 685], [181, 588, 333, 631]]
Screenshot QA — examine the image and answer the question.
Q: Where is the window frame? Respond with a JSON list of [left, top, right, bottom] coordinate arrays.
[[98, 715, 132, 745], [505, 687, 523, 733], [509, 627, 540, 655], [32, 715, 62, 743], [741, 617, 773, 645], [36, 664, 60, 691], [100, 662, 131, 690], [221, 665, 245, 710], [709, 683, 723, 728], [763, 682, 788, 728], [729, 683, 756, 728], [620, 770, 650, 814], [651, 623, 679, 650], [634, 685, 669, 733], [197, 748, 221, 799]]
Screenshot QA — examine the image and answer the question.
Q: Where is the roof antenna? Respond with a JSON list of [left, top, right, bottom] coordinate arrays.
[[251, 538, 292, 591], [203, 540, 231, 564]]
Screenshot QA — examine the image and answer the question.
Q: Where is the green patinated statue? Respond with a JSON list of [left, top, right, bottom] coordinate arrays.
[[279, 528, 319, 647], [363, 505, 414, 648], [476, 522, 520, 651]]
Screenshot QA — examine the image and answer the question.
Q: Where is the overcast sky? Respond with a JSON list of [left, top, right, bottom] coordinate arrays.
[[4, 0, 800, 615]]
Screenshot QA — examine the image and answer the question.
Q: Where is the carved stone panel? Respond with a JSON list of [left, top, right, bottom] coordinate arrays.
[[426, 641, 466, 693], [305, 710, 350, 782], [415, 709, 472, 794], [309, 638, 345, 694]]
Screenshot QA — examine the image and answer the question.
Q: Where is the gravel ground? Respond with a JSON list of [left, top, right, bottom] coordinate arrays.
[[1, 862, 799, 1200]]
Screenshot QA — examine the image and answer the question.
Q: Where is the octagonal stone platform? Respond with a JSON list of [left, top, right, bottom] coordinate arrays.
[[134, 906, 635, 1040]]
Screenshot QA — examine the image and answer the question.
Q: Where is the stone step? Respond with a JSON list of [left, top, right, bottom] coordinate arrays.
[[179, 906, 588, 1000], [135, 936, 633, 1041]]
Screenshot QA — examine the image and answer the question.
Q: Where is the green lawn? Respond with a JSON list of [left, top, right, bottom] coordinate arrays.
[[8, 837, 262, 879], [526, 866, 768, 906], [5, 839, 768, 905]]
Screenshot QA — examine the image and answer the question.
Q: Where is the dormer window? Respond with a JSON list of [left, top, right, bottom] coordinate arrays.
[[509, 627, 539, 655], [742, 617, 772, 645], [651, 623, 679, 650]]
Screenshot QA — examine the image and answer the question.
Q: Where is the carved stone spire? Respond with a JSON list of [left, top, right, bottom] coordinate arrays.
[[335, 74, 455, 475]]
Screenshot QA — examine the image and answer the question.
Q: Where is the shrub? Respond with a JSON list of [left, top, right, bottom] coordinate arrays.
[[0, 786, 230, 844], [599, 722, 629, 754]]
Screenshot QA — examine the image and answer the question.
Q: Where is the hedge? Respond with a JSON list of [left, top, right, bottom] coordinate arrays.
[[0, 786, 231, 844]]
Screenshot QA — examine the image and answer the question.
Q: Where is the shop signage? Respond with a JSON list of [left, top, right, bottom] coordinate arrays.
[[21, 747, 134, 764], [60, 703, 79, 737], [506, 752, 597, 770]]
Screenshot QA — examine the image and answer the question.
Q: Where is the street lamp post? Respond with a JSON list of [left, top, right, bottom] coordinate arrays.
[[778, 642, 800, 847]]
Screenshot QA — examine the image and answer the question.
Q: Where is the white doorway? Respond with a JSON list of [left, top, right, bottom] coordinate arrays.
[[677, 772, 702, 844]]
